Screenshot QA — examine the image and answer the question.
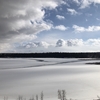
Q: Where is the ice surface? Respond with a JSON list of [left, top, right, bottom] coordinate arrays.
[[0, 58, 100, 100]]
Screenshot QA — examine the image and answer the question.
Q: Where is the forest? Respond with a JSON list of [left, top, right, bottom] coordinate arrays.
[[0, 52, 100, 58]]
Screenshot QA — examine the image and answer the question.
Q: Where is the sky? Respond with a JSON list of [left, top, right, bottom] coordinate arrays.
[[1, 0, 100, 52]]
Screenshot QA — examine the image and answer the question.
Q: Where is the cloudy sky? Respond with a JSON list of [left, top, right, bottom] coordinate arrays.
[[1, 0, 100, 52]]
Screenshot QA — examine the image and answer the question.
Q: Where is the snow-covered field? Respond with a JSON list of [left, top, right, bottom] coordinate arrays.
[[0, 58, 100, 100]]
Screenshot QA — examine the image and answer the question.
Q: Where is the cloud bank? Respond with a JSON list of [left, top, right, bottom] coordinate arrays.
[[3, 39, 100, 53]]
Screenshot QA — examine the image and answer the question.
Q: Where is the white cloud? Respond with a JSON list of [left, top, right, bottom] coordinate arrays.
[[73, 0, 80, 4], [73, 25, 85, 33], [12, 41, 50, 53], [35, 41, 49, 48], [56, 39, 66, 47], [56, 39, 83, 47], [80, 0, 91, 9], [79, 0, 100, 9], [73, 25, 100, 33], [55, 38, 100, 52], [4, 38, 100, 53], [67, 8, 78, 15], [56, 15, 65, 20], [67, 39, 83, 46], [54, 25, 68, 31], [20, 41, 50, 49], [30, 21, 52, 34], [86, 39, 100, 46], [0, 0, 65, 43], [0, 0, 67, 52], [70, 0, 100, 9]]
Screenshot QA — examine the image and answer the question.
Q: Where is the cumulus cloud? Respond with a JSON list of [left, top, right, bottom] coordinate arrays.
[[9, 39, 83, 52], [56, 15, 65, 20], [78, 0, 100, 9], [73, 25, 100, 33], [3, 38, 100, 53], [0, 0, 65, 43], [22, 41, 49, 48], [56, 39, 66, 47], [56, 39, 83, 47], [67, 8, 78, 15], [67, 39, 83, 46], [54, 25, 68, 31], [0, 0, 67, 53], [73, 25, 86, 33], [10, 41, 50, 53], [86, 39, 100, 46], [79, 0, 91, 9], [55, 38, 100, 52]]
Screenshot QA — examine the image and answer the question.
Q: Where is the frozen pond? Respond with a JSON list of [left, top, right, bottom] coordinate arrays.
[[0, 58, 100, 100]]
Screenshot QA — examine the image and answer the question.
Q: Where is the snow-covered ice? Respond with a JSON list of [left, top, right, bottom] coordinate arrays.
[[0, 58, 100, 100]]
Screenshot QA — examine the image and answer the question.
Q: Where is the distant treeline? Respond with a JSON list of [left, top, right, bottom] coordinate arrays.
[[0, 52, 100, 58]]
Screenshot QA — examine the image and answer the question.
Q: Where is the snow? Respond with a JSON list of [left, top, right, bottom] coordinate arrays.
[[0, 58, 100, 100]]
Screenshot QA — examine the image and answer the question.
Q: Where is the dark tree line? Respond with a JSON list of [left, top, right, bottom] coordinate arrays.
[[0, 52, 100, 58]]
